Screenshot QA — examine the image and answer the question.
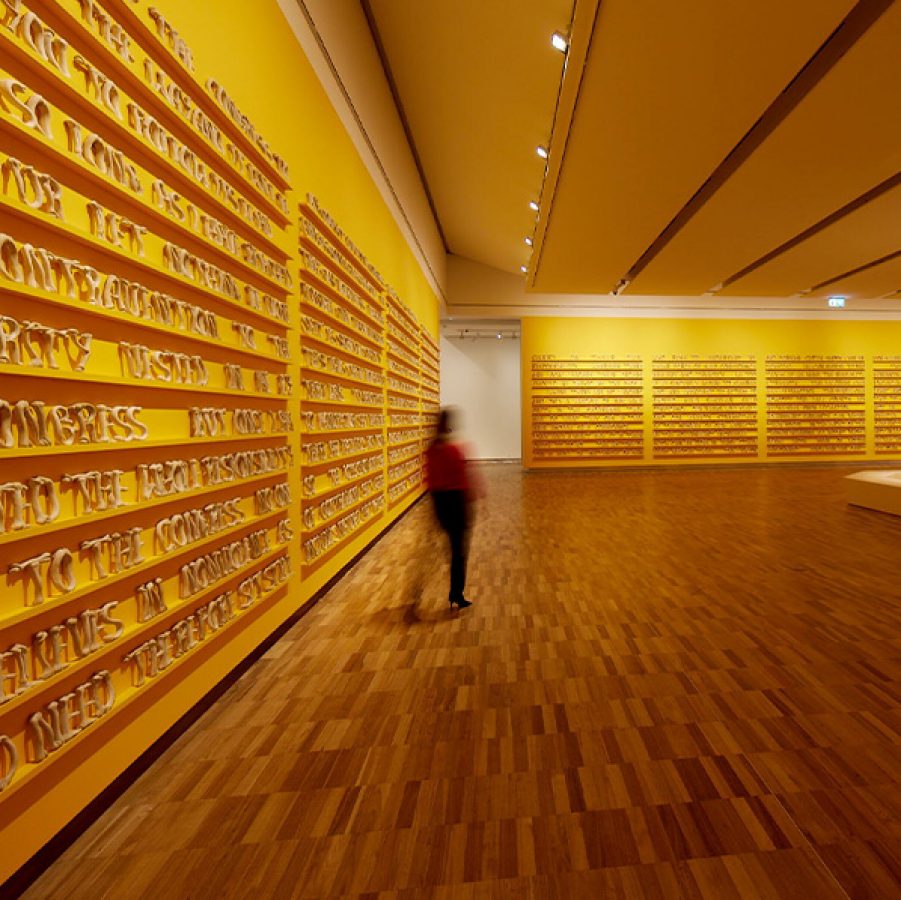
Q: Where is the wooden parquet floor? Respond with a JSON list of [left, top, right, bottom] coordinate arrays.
[[21, 465, 901, 899]]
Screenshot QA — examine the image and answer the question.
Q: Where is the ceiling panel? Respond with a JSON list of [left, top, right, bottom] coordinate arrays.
[[627, 3, 901, 296], [721, 183, 901, 296], [809, 253, 901, 300], [366, 0, 572, 274], [533, 0, 855, 294]]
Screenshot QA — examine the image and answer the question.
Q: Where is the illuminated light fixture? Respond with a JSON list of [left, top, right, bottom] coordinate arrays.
[[520, 265, 527, 273], [613, 278, 631, 296], [536, 145, 548, 159], [551, 31, 568, 52], [497, 333, 502, 339], [828, 296, 846, 309], [529, 200, 539, 212], [525, 236, 533, 246]]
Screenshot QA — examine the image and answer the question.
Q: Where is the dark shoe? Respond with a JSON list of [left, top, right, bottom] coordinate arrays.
[[449, 597, 472, 609]]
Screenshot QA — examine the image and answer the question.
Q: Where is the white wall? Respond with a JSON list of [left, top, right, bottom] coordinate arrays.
[[439, 335, 521, 459]]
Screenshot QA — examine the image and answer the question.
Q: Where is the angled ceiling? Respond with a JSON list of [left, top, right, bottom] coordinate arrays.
[[364, 0, 901, 302], [363, 0, 573, 273]]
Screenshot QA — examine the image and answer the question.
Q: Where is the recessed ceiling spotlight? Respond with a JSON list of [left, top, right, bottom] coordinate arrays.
[[551, 32, 568, 52], [520, 265, 527, 273], [536, 145, 548, 159], [529, 201, 539, 212], [525, 237, 533, 246]]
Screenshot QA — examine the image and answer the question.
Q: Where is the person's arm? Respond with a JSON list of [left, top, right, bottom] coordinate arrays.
[[458, 443, 485, 501]]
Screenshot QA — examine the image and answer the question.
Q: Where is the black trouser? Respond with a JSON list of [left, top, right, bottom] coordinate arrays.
[[431, 490, 468, 603]]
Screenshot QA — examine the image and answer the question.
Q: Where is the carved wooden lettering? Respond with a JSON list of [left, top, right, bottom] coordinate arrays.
[[64, 120, 142, 193], [0, 79, 53, 139], [50, 601, 122, 664], [19, 243, 55, 290], [162, 241, 240, 298], [276, 517, 293, 544], [153, 498, 243, 554], [0, 475, 59, 532], [0, 400, 146, 447], [1, 157, 63, 218], [136, 577, 166, 623], [266, 333, 289, 359], [0, 232, 22, 282], [178, 532, 270, 599], [119, 342, 208, 385], [189, 406, 226, 438], [231, 321, 255, 349], [147, 7, 194, 70], [136, 459, 195, 500], [73, 55, 122, 118], [194, 208, 238, 253], [244, 285, 261, 310], [237, 555, 290, 608], [0, 734, 17, 792], [142, 56, 223, 151], [1, 315, 92, 371], [3, 2, 70, 75], [29, 670, 114, 762], [9, 547, 75, 605], [254, 482, 290, 516], [151, 178, 185, 220], [77, 0, 134, 62], [0, 644, 32, 704], [263, 293, 288, 322], [224, 363, 244, 391], [205, 168, 236, 210], [233, 408, 265, 435], [62, 469, 126, 514], [125, 588, 244, 688], [31, 625, 65, 678], [269, 409, 293, 433], [86, 201, 147, 255], [80, 527, 143, 579]]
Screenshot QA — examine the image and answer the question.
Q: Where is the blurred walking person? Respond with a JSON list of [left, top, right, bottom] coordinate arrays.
[[425, 408, 477, 609]]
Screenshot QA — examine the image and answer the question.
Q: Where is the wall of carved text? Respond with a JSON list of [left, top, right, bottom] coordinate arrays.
[[0, 0, 439, 881], [523, 318, 901, 468]]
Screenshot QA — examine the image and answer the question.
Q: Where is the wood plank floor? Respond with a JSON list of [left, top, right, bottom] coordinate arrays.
[[22, 465, 901, 899]]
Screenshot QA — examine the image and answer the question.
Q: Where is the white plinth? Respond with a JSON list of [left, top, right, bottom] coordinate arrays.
[[845, 470, 901, 516]]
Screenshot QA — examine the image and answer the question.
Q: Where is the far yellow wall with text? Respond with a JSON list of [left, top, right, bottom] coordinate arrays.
[[522, 317, 901, 468]]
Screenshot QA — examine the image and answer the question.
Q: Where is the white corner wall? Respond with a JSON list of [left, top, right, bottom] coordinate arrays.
[[440, 335, 522, 459]]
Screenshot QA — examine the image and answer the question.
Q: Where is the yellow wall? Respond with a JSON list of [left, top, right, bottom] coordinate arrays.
[[523, 317, 901, 467], [170, 0, 440, 322], [0, 0, 439, 883]]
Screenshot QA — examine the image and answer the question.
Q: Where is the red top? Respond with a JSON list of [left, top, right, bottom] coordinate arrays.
[[425, 440, 469, 493]]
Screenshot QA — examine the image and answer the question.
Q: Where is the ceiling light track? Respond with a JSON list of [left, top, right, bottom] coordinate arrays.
[[527, 0, 602, 285]]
